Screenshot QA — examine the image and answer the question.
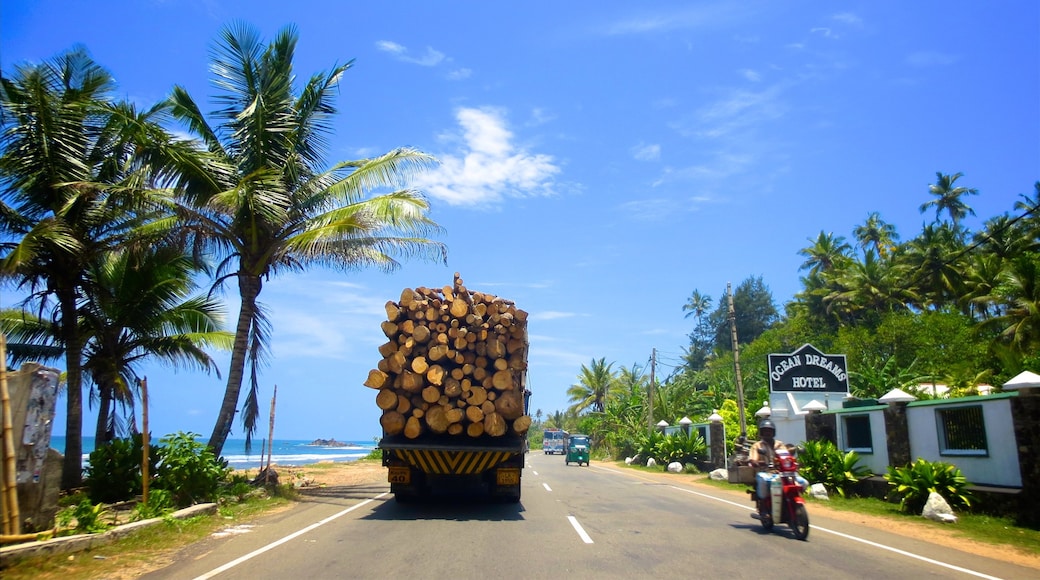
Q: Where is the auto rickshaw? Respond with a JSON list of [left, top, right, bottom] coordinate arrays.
[[565, 434, 590, 466]]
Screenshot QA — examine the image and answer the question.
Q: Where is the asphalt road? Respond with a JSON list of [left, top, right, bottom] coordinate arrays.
[[141, 454, 1037, 579]]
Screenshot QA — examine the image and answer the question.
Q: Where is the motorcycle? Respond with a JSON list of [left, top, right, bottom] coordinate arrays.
[[748, 448, 810, 540]]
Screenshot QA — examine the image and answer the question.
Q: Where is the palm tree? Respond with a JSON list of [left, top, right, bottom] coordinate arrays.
[[981, 256, 1040, 356], [682, 290, 712, 321], [80, 246, 233, 444], [900, 223, 968, 311], [797, 231, 852, 275], [919, 171, 979, 229], [567, 357, 615, 414], [853, 212, 899, 259], [0, 49, 170, 489], [166, 23, 446, 455]]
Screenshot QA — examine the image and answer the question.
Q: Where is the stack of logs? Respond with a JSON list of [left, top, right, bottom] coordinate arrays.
[[365, 273, 532, 440]]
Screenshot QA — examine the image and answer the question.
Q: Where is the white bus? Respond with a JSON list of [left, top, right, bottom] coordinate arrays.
[[543, 429, 568, 454]]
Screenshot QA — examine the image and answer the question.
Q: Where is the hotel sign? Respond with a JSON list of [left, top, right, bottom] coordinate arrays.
[[768, 344, 849, 394]]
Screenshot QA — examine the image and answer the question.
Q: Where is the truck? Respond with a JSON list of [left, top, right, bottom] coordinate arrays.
[[366, 274, 532, 503]]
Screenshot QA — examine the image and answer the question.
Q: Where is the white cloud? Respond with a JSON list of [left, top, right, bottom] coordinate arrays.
[[530, 311, 581, 321], [632, 142, 661, 161], [832, 13, 862, 26], [376, 40, 446, 67], [740, 68, 762, 82], [810, 27, 837, 39], [448, 68, 472, 80], [414, 107, 561, 206]]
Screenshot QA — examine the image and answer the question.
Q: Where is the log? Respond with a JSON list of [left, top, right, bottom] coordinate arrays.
[[381, 411, 405, 436], [375, 389, 398, 410], [421, 386, 441, 404], [494, 390, 524, 419], [404, 415, 423, 439], [512, 415, 532, 435], [491, 369, 514, 391], [364, 369, 389, 389], [426, 406, 449, 434], [484, 412, 507, 437], [467, 422, 485, 437], [426, 364, 445, 386]]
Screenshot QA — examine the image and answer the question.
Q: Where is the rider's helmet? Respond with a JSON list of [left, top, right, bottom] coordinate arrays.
[[758, 419, 776, 435]]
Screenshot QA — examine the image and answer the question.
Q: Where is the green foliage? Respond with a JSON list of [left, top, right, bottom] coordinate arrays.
[[131, 489, 175, 521], [635, 430, 665, 465], [654, 431, 706, 465], [153, 432, 231, 507], [885, 458, 975, 513], [56, 498, 109, 535], [797, 440, 870, 498], [84, 433, 158, 504]]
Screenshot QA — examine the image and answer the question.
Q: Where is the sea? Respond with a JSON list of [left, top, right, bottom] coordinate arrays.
[[50, 436, 378, 471]]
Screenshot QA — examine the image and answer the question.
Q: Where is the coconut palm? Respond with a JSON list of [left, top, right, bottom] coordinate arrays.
[[853, 212, 899, 259], [797, 231, 852, 275], [682, 290, 712, 321], [567, 357, 615, 414], [919, 171, 979, 229], [165, 23, 446, 455], [0, 49, 174, 489], [80, 246, 233, 444]]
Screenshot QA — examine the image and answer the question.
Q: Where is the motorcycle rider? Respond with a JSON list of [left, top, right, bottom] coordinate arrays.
[[748, 419, 785, 502]]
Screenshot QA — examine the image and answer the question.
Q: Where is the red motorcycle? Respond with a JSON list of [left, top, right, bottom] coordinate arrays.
[[748, 449, 810, 540]]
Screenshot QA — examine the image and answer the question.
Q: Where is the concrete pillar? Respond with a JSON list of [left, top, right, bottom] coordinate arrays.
[[709, 421, 726, 470], [804, 411, 836, 445], [883, 402, 912, 467], [1009, 389, 1040, 528]]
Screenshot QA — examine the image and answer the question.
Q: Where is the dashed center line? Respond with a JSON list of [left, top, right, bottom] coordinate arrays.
[[568, 516, 594, 544], [542, 482, 552, 492]]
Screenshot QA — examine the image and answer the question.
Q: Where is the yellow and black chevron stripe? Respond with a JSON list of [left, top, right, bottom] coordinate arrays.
[[393, 449, 513, 475]]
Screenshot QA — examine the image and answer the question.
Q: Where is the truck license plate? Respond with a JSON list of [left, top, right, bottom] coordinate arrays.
[[388, 467, 411, 484], [496, 468, 520, 486]]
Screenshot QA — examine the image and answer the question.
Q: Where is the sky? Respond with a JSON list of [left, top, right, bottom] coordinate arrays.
[[2, 1, 1037, 442]]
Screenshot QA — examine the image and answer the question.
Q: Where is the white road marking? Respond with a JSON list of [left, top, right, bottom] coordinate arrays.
[[542, 482, 552, 492], [665, 485, 1003, 580], [532, 470, 539, 476], [193, 492, 391, 580], [568, 516, 594, 544]]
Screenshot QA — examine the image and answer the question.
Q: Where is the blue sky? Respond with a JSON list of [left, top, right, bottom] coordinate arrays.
[[3, 1, 1037, 442]]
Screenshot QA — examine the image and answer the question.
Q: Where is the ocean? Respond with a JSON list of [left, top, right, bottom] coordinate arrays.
[[50, 436, 378, 471]]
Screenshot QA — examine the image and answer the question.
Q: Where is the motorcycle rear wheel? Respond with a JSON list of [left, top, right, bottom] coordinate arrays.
[[790, 504, 809, 540]]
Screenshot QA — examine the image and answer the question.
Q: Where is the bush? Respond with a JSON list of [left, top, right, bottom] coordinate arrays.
[[798, 439, 871, 498], [654, 432, 707, 465], [885, 458, 974, 513], [153, 431, 231, 507], [56, 497, 109, 535], [84, 433, 158, 504], [131, 488, 175, 521]]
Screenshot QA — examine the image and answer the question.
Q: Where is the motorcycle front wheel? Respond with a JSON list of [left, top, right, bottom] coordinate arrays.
[[790, 504, 809, 540]]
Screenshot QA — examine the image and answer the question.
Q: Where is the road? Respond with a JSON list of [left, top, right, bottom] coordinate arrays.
[[142, 454, 1037, 579]]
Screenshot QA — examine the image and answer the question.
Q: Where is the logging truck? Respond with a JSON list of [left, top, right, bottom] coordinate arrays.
[[366, 274, 532, 503]]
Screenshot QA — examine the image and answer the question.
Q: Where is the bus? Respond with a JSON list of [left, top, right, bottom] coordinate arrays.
[[543, 428, 568, 455]]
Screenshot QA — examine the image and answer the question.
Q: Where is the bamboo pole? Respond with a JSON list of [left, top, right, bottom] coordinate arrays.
[[140, 377, 150, 505], [265, 386, 277, 486], [1, 334, 21, 536]]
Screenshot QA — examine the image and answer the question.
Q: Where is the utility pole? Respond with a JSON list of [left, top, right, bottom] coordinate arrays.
[[728, 283, 748, 444], [648, 348, 656, 435]]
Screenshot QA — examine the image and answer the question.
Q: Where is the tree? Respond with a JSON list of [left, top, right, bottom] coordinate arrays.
[[0, 48, 172, 489], [166, 23, 446, 455], [80, 246, 233, 444], [567, 357, 615, 414], [798, 231, 852, 275], [919, 171, 979, 229], [853, 212, 899, 259], [682, 290, 712, 321], [707, 276, 779, 349]]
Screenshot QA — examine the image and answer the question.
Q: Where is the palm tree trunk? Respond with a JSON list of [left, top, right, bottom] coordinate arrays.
[[207, 273, 259, 456], [95, 382, 113, 446], [58, 290, 84, 491]]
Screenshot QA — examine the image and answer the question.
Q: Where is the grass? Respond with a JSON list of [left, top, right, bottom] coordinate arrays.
[[612, 460, 1040, 556], [0, 493, 293, 580]]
